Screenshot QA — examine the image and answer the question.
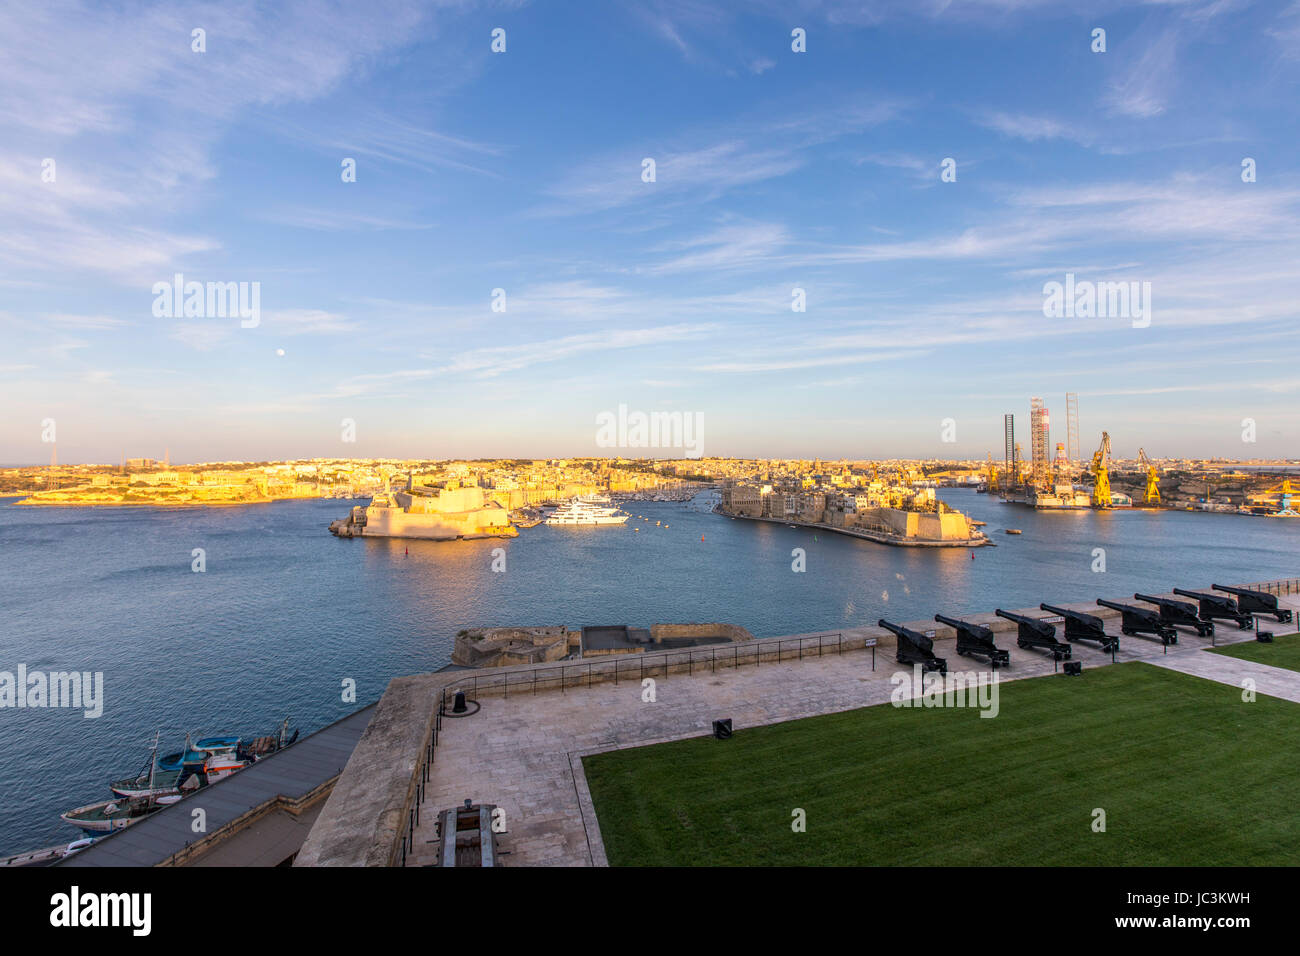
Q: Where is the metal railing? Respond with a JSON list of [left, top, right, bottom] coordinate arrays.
[[434, 631, 868, 706], [1256, 578, 1299, 595], [397, 703, 441, 867]]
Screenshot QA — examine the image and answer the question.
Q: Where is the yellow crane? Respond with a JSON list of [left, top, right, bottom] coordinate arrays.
[[1258, 479, 1296, 513], [1136, 448, 1160, 505], [1090, 432, 1112, 507]]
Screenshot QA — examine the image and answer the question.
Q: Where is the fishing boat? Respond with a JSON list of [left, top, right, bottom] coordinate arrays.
[[112, 719, 297, 798], [61, 795, 180, 834], [110, 732, 188, 799]]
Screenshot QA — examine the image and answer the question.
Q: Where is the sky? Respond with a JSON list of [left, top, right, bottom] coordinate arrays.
[[1, 0, 1298, 464]]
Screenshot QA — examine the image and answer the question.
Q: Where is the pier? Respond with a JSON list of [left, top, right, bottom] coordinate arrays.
[[723, 510, 990, 547], [54, 705, 374, 868]]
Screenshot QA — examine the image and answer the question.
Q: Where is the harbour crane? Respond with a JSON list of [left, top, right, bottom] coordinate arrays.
[[984, 453, 998, 491], [1090, 432, 1112, 507], [1136, 448, 1160, 505], [1258, 479, 1296, 514]]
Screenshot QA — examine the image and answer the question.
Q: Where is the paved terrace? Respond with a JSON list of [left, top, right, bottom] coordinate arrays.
[[296, 580, 1300, 867]]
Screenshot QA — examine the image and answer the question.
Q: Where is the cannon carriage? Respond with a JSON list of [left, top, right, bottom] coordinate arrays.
[[994, 609, 1071, 661], [879, 619, 947, 675], [935, 614, 1010, 668]]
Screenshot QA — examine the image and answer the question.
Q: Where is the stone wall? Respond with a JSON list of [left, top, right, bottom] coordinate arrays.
[[452, 626, 572, 667], [649, 622, 754, 644]]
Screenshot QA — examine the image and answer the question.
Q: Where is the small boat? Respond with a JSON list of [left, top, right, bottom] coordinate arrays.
[[111, 732, 185, 799], [1005, 529, 1022, 535], [61, 794, 181, 834], [112, 720, 297, 798]]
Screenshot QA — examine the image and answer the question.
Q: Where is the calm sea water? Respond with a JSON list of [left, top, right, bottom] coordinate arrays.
[[1, 489, 1296, 855]]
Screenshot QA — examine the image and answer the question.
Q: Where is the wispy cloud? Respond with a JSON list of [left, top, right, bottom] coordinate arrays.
[[976, 111, 1093, 146], [1104, 28, 1179, 118], [440, 324, 716, 377]]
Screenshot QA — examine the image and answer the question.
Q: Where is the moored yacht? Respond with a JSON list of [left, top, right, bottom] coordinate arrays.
[[544, 497, 629, 525]]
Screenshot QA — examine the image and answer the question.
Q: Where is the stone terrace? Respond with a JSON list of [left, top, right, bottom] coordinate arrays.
[[296, 580, 1300, 867]]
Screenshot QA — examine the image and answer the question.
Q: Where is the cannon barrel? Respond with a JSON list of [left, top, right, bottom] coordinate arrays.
[[1212, 584, 1278, 607], [1041, 602, 1115, 650], [881, 618, 946, 673], [1212, 584, 1292, 622], [1172, 588, 1252, 628], [996, 608, 1068, 658], [1098, 598, 1177, 643], [878, 618, 916, 639], [1173, 588, 1234, 607], [937, 613, 1008, 667], [1134, 592, 1198, 612], [994, 608, 1054, 636], [934, 613, 992, 639], [1040, 603, 1102, 625], [1097, 598, 1158, 619], [878, 618, 936, 651], [1135, 592, 1179, 606], [1135, 593, 1213, 635]]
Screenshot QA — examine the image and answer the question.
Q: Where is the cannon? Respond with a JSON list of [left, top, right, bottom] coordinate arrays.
[[1040, 603, 1119, 654], [994, 609, 1071, 661], [1172, 589, 1253, 629], [935, 614, 1010, 668], [1212, 584, 1293, 624], [1096, 599, 1177, 645], [879, 619, 947, 674], [1135, 593, 1214, 637]]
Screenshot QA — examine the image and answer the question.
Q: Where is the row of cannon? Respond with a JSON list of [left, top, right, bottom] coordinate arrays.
[[879, 584, 1292, 676]]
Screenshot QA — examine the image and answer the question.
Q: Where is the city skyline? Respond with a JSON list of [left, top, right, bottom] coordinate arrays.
[[3, 0, 1299, 463]]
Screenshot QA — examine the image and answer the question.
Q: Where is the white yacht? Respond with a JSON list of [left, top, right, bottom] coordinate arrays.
[[544, 497, 629, 525]]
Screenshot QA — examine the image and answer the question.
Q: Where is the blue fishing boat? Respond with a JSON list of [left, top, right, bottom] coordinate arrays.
[[109, 719, 298, 798]]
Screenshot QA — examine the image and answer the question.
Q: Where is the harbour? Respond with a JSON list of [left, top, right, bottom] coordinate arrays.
[[1, 489, 1297, 856]]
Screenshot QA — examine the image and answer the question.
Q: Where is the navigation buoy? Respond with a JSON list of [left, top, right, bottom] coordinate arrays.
[[405, 547, 409, 556], [701, 535, 705, 542], [970, 551, 975, 560]]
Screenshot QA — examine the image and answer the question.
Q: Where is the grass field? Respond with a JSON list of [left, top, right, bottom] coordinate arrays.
[[583, 662, 1300, 866], [1207, 631, 1300, 672]]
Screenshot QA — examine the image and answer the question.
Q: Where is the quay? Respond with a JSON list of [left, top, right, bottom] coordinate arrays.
[[722, 510, 990, 548], [54, 705, 374, 868]]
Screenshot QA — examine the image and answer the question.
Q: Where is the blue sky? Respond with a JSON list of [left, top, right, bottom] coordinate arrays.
[[2, 0, 1298, 464]]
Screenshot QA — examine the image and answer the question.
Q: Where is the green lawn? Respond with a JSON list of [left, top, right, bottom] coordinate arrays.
[[584, 662, 1300, 865], [1207, 631, 1300, 673]]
